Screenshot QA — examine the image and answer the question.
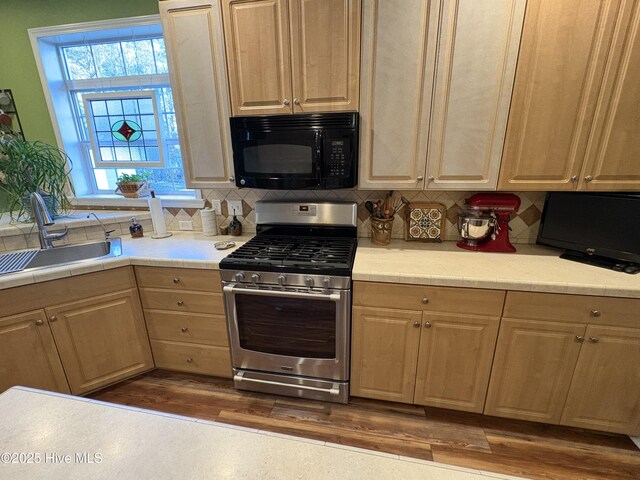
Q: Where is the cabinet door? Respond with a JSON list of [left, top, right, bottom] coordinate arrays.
[[425, 0, 525, 190], [580, 1, 640, 191], [358, 0, 438, 189], [350, 306, 422, 403], [289, 0, 361, 113], [484, 319, 585, 424], [414, 313, 499, 413], [46, 289, 153, 395], [160, 0, 235, 188], [561, 325, 640, 435], [498, 0, 620, 190], [0, 310, 69, 394], [222, 0, 293, 115]]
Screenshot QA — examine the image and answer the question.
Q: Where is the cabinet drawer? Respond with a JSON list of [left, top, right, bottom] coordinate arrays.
[[504, 291, 640, 327], [144, 310, 228, 347], [150, 340, 231, 378], [135, 266, 221, 292], [354, 281, 505, 316], [139, 288, 223, 314]]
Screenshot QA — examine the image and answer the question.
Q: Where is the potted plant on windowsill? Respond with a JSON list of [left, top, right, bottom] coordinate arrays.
[[115, 172, 151, 198], [0, 132, 74, 221]]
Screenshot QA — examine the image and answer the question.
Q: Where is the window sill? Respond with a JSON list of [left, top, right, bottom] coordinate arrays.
[[72, 195, 205, 209]]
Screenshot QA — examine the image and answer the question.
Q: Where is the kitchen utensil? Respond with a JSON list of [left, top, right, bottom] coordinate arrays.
[[364, 201, 374, 216], [456, 193, 521, 252]]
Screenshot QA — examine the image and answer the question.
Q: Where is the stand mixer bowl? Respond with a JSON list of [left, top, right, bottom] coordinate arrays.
[[458, 212, 495, 243]]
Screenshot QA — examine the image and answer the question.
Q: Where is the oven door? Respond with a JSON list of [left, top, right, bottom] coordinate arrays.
[[231, 128, 322, 189], [223, 284, 350, 381]]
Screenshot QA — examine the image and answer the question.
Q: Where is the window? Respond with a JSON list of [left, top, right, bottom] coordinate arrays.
[[29, 17, 195, 199]]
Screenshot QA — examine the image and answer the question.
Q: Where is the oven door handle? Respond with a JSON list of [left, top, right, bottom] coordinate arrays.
[[234, 371, 340, 396], [223, 284, 341, 302]]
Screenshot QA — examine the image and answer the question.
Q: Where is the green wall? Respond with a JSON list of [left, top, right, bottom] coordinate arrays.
[[0, 0, 159, 212]]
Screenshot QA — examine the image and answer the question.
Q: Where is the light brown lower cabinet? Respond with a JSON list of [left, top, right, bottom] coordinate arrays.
[[350, 306, 500, 412], [484, 318, 585, 423], [0, 310, 70, 394], [45, 289, 154, 395], [561, 325, 640, 435]]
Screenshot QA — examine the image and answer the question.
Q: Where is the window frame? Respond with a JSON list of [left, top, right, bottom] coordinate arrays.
[[28, 15, 201, 204]]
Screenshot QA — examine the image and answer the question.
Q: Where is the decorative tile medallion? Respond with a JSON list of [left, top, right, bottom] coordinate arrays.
[[404, 203, 446, 242]]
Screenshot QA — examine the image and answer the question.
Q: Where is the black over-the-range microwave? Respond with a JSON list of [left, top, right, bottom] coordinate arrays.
[[229, 112, 358, 189]]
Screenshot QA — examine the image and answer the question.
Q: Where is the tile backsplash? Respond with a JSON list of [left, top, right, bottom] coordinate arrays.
[[164, 189, 546, 244]]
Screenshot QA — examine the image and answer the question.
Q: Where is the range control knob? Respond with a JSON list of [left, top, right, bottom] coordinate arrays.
[[278, 275, 287, 286], [235, 272, 246, 282], [322, 277, 331, 289], [251, 273, 261, 283], [305, 277, 315, 288]]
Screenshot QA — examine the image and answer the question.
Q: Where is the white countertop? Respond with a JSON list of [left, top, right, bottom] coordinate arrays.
[[0, 386, 523, 480], [1, 233, 639, 298], [353, 239, 640, 298]]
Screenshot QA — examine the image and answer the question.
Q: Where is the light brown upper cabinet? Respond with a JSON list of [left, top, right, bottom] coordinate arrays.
[[222, 0, 361, 116], [160, 0, 235, 188], [358, 0, 525, 190], [499, 0, 640, 191]]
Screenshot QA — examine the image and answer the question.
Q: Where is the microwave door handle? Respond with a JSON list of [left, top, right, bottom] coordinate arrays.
[[316, 131, 323, 181]]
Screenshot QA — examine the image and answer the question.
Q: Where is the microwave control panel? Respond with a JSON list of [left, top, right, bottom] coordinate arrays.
[[328, 140, 348, 177]]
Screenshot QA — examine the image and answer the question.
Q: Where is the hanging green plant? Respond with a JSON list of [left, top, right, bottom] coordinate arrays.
[[0, 133, 74, 221]]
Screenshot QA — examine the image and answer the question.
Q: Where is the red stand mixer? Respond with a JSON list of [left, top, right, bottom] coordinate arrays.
[[456, 193, 521, 253]]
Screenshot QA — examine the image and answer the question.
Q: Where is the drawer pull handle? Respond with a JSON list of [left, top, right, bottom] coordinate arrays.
[[35, 319, 44, 326], [424, 321, 432, 328], [590, 310, 601, 317], [186, 357, 193, 363], [589, 336, 599, 343], [177, 300, 184, 306], [422, 297, 429, 304], [575, 335, 584, 342], [181, 327, 188, 333], [173, 277, 180, 284], [413, 321, 421, 328], [49, 316, 58, 322]]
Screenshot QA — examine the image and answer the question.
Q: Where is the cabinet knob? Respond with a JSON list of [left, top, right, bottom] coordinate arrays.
[[229, 177, 235, 182], [186, 357, 193, 363], [35, 319, 44, 326], [177, 300, 184, 306], [585, 175, 593, 182], [49, 316, 58, 322], [293, 98, 300, 105], [181, 327, 188, 333], [590, 310, 601, 317], [417, 175, 424, 181], [283, 98, 290, 106], [428, 176, 435, 181], [421, 297, 429, 304], [575, 335, 584, 342], [571, 175, 578, 182], [589, 336, 599, 343], [413, 321, 421, 328], [423, 321, 432, 328], [173, 277, 180, 284]]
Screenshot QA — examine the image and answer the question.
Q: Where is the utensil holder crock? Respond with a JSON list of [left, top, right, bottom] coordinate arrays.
[[370, 216, 394, 246]]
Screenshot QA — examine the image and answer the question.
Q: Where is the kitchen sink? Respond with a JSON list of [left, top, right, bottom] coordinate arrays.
[[0, 237, 123, 276]]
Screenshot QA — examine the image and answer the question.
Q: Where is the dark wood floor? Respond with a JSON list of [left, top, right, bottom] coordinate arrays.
[[89, 370, 640, 480]]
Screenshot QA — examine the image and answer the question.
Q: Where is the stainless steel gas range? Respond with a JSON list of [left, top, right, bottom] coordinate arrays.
[[219, 201, 358, 403]]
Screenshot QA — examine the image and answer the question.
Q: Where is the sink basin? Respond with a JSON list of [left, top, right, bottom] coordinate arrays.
[[26, 237, 122, 269], [0, 238, 123, 276]]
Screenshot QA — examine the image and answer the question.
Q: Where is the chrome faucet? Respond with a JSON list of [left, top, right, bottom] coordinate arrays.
[[30, 192, 68, 249], [86, 213, 115, 239]]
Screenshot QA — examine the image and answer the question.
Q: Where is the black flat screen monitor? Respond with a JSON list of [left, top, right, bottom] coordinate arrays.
[[537, 192, 640, 265]]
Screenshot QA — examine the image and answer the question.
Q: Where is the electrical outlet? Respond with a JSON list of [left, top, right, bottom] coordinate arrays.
[[179, 220, 194, 231], [227, 200, 243, 216], [211, 199, 222, 215]]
